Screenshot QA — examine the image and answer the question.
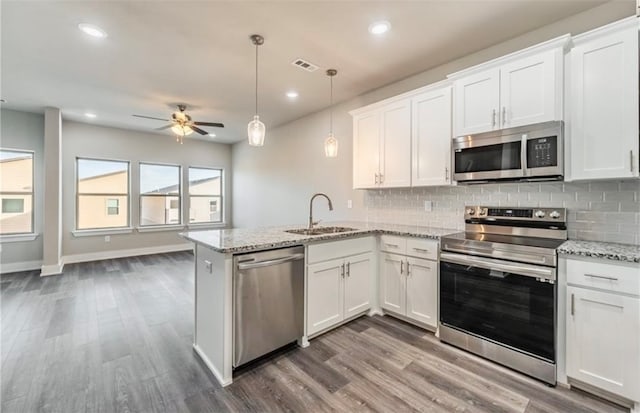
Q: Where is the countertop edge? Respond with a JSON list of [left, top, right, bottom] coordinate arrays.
[[558, 240, 640, 264]]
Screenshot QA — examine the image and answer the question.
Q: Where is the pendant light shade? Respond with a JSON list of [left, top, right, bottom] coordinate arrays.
[[248, 34, 265, 146], [325, 69, 338, 157]]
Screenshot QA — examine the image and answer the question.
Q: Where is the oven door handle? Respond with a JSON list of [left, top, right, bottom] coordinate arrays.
[[440, 252, 555, 281]]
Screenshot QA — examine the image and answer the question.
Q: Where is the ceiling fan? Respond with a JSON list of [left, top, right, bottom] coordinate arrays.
[[133, 104, 224, 136]]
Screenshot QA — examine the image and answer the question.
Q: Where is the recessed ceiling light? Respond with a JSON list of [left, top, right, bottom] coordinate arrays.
[[208, 133, 216, 137], [78, 23, 108, 38], [286, 91, 299, 99], [84, 112, 97, 118], [368, 21, 391, 35]]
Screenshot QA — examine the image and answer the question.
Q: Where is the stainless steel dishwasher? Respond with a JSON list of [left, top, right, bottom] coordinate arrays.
[[233, 246, 305, 368]]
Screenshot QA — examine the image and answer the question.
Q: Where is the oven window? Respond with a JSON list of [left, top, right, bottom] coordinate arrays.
[[454, 141, 521, 173], [440, 261, 555, 361]]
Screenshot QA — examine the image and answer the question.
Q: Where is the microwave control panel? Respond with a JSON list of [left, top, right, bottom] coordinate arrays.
[[527, 136, 558, 168]]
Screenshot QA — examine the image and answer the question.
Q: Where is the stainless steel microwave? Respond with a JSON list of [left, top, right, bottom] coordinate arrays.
[[452, 121, 564, 183]]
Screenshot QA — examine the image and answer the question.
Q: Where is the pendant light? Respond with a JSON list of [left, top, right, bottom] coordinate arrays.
[[324, 69, 338, 157], [247, 34, 265, 146]]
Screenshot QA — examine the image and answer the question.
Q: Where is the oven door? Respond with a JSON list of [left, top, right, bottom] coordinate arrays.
[[439, 252, 556, 362], [453, 132, 524, 182]]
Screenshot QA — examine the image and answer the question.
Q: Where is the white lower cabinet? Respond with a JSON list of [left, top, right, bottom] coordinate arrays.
[[306, 237, 375, 337], [564, 257, 640, 408], [379, 236, 438, 329]]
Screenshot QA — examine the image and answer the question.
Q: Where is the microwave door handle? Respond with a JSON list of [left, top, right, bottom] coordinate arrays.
[[521, 133, 528, 176]]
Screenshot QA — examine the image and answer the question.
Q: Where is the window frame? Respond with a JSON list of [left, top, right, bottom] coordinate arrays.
[[0, 148, 35, 236], [188, 166, 224, 225], [138, 161, 182, 228], [75, 156, 131, 231]]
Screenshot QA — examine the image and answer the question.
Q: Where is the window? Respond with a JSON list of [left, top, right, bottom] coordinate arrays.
[[188, 167, 222, 223], [0, 149, 34, 235], [106, 199, 119, 215], [76, 158, 129, 230], [140, 163, 181, 226]]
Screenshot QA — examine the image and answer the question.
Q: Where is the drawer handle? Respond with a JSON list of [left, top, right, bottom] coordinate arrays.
[[571, 293, 575, 316], [400, 261, 404, 274], [584, 273, 618, 282], [385, 243, 399, 248], [412, 248, 429, 253]]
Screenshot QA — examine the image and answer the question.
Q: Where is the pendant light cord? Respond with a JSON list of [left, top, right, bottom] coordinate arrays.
[[329, 75, 333, 133], [255, 43, 259, 116]]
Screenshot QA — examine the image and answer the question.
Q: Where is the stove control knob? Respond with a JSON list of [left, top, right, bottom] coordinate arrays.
[[535, 210, 546, 219], [466, 208, 475, 215], [549, 210, 561, 219]]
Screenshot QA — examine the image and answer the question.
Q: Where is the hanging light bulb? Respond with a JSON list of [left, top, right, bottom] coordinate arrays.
[[325, 69, 338, 157], [248, 34, 265, 146], [171, 124, 194, 137]]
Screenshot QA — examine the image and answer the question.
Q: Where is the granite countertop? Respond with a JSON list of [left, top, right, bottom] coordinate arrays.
[[180, 221, 458, 254], [558, 240, 640, 264]]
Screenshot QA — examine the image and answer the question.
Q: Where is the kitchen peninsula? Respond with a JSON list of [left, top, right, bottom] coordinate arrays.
[[181, 222, 456, 386]]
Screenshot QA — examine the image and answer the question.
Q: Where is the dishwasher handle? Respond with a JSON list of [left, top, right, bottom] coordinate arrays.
[[237, 253, 305, 270]]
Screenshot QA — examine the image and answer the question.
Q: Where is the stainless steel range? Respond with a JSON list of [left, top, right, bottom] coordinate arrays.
[[439, 206, 567, 385]]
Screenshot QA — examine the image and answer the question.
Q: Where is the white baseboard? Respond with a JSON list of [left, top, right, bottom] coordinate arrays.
[[41, 262, 64, 277], [193, 343, 232, 387], [62, 243, 193, 265], [0, 260, 43, 274]]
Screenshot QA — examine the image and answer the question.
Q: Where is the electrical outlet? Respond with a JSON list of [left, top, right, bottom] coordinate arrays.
[[347, 200, 353, 209], [104, 235, 111, 242], [424, 201, 433, 212]]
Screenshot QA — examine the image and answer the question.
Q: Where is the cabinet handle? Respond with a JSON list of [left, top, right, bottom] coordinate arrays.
[[374, 173, 379, 184], [380, 173, 384, 184], [400, 261, 404, 274], [346, 262, 350, 277], [502, 107, 506, 126], [631, 150, 634, 173], [341, 263, 345, 278], [413, 247, 429, 253], [406, 261, 411, 276], [204, 260, 212, 273], [571, 293, 575, 316], [492, 109, 496, 127], [385, 243, 399, 248], [584, 273, 618, 282], [445, 166, 449, 181]]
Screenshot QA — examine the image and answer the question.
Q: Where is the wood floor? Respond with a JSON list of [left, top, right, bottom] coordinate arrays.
[[0, 252, 628, 413]]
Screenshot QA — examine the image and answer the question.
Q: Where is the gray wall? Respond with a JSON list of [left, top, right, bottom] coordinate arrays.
[[62, 121, 232, 257], [0, 109, 45, 265], [232, 2, 638, 242]]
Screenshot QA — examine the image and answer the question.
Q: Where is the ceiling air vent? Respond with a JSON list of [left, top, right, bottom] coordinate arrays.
[[291, 58, 319, 72]]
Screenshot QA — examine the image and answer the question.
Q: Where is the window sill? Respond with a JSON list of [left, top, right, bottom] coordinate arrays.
[[0, 233, 39, 243], [136, 225, 185, 233], [187, 222, 226, 230], [72, 228, 134, 237]]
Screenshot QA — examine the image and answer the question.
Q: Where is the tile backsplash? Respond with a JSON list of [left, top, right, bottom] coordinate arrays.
[[364, 180, 640, 245]]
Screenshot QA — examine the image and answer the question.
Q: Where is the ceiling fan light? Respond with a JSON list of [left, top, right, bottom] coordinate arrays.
[[171, 124, 194, 136], [248, 115, 265, 146], [325, 132, 338, 158]]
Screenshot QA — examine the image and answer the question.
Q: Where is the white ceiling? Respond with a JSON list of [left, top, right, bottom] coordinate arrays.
[[1, 0, 608, 144]]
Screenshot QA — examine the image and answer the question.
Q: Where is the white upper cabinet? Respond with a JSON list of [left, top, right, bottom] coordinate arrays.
[[451, 36, 567, 137], [411, 86, 453, 186], [352, 99, 411, 189], [567, 17, 639, 181]]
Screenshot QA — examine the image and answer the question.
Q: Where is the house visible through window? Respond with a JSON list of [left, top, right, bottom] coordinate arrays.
[[189, 167, 222, 224], [0, 149, 34, 235], [76, 158, 129, 230], [140, 163, 181, 226]]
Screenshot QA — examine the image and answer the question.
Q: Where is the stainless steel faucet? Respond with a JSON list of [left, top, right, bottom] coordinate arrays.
[[309, 193, 333, 229]]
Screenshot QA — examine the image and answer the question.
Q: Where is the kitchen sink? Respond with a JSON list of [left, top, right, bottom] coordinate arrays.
[[285, 226, 357, 236]]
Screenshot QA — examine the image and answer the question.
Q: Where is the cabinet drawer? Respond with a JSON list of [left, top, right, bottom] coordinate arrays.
[[379, 235, 407, 254], [307, 236, 374, 264], [406, 238, 438, 261], [566, 258, 640, 296]]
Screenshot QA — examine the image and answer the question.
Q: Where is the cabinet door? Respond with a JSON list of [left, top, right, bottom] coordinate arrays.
[[343, 253, 373, 319], [412, 87, 452, 187], [380, 100, 411, 188], [566, 287, 640, 401], [353, 111, 381, 189], [569, 25, 639, 180], [405, 257, 438, 328], [454, 68, 500, 136], [379, 252, 405, 314], [307, 259, 344, 336], [500, 49, 559, 128]]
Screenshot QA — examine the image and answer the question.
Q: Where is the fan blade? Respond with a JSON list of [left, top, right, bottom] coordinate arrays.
[[155, 124, 174, 131], [193, 121, 224, 128], [191, 126, 208, 135], [133, 114, 169, 121]]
